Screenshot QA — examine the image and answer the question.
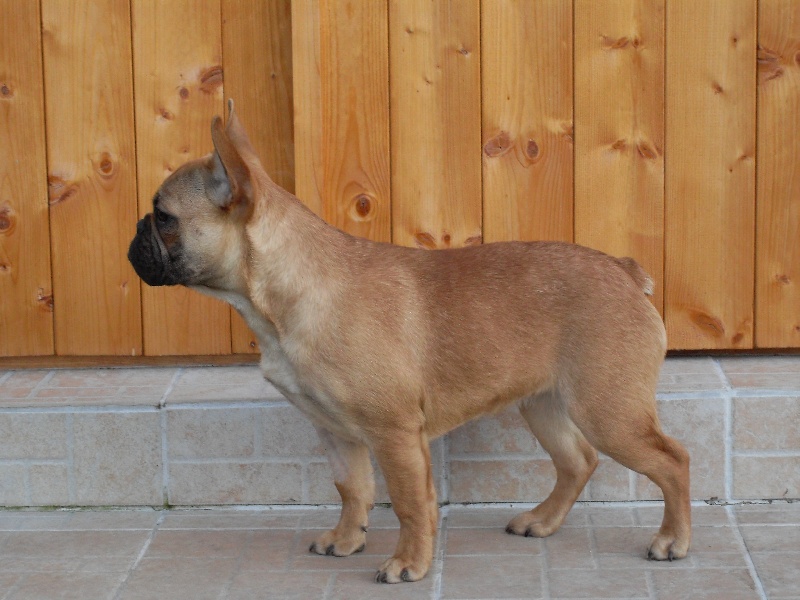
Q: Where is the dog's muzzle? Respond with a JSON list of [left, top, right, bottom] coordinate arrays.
[[128, 214, 182, 287]]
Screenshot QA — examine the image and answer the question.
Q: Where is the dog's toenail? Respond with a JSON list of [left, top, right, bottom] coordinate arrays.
[[524, 528, 533, 537], [668, 550, 674, 561], [647, 549, 655, 560], [401, 568, 411, 582], [377, 571, 388, 583], [361, 525, 368, 533], [325, 544, 336, 556], [309, 543, 316, 553], [505, 525, 514, 534]]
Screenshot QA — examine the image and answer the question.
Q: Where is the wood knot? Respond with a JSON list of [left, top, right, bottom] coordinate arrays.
[[730, 35, 739, 47], [349, 194, 374, 221], [158, 108, 174, 121], [94, 152, 115, 178], [711, 81, 723, 94], [611, 139, 627, 151], [0, 262, 9, 273], [48, 175, 79, 206], [179, 87, 189, 100], [795, 51, 800, 65], [525, 139, 540, 161], [561, 122, 574, 143], [600, 35, 629, 50], [442, 232, 451, 245], [405, 26, 414, 34], [414, 232, 437, 250], [37, 288, 54, 312], [765, 67, 784, 81], [483, 131, 512, 158], [731, 332, 744, 345], [776, 274, 791, 285], [457, 46, 470, 56], [464, 234, 482, 247], [199, 65, 223, 94], [636, 141, 658, 160], [689, 309, 725, 337], [0, 204, 15, 235], [0, 83, 11, 97], [757, 46, 780, 64]]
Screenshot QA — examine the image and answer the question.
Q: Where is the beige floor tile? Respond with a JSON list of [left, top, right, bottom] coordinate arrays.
[[225, 570, 333, 600], [738, 524, 800, 553], [636, 504, 731, 527], [0, 371, 52, 402], [449, 459, 556, 503], [166, 366, 282, 403], [750, 552, 800, 599], [657, 357, 726, 393], [5, 571, 125, 600], [441, 555, 543, 599], [329, 569, 436, 600], [168, 461, 303, 504], [237, 529, 299, 571], [581, 506, 637, 527], [448, 406, 542, 455], [733, 396, 800, 451], [445, 527, 542, 556], [733, 456, 800, 499], [548, 568, 650, 598], [160, 509, 302, 530], [0, 530, 150, 559], [298, 506, 400, 530], [116, 557, 238, 600], [733, 502, 800, 524], [144, 529, 252, 559], [444, 507, 525, 529], [61, 510, 161, 530], [718, 356, 800, 390], [295, 528, 399, 558], [167, 407, 259, 459], [542, 527, 596, 569], [651, 568, 759, 599]]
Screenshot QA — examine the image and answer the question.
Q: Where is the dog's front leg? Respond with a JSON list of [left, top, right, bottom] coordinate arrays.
[[310, 427, 375, 557], [373, 430, 437, 583]]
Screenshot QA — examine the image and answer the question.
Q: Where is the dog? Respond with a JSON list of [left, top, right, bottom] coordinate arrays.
[[128, 100, 691, 583]]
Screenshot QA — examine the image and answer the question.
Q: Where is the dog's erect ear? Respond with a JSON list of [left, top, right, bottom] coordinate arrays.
[[209, 99, 252, 213]]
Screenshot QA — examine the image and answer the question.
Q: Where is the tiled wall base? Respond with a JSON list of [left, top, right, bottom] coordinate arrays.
[[0, 358, 797, 507]]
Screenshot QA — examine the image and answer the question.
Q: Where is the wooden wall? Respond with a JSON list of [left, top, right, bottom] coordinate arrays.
[[1, 0, 798, 359]]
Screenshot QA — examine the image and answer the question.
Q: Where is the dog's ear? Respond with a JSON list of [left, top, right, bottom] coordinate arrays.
[[209, 100, 252, 214]]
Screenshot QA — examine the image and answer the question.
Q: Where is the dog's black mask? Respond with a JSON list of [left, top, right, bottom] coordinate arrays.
[[128, 214, 186, 287]]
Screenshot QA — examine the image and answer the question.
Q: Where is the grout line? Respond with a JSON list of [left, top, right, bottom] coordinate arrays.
[[539, 535, 551, 599], [712, 359, 735, 501], [0, 372, 12, 386], [112, 511, 166, 600], [732, 449, 800, 457], [321, 572, 337, 600], [725, 505, 768, 600], [643, 569, 657, 600], [66, 413, 76, 504], [216, 529, 253, 600], [430, 504, 449, 600], [27, 370, 56, 400], [159, 369, 181, 507]]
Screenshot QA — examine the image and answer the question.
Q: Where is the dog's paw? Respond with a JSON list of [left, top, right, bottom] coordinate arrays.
[[309, 529, 366, 557], [505, 510, 562, 538], [647, 531, 689, 561], [375, 557, 427, 584]]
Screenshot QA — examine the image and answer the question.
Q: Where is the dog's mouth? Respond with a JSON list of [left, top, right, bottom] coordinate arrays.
[[128, 214, 185, 287]]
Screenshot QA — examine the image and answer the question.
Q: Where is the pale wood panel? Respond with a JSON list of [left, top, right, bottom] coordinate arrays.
[[482, 0, 573, 244], [132, 0, 230, 355], [42, 0, 142, 356], [390, 0, 482, 249], [665, 0, 756, 349], [755, 0, 800, 347], [222, 0, 294, 354], [575, 0, 665, 314], [0, 0, 54, 356]]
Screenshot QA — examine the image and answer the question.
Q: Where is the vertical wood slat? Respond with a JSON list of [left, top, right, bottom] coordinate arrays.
[[390, 0, 482, 249], [482, 0, 573, 244], [0, 0, 54, 356], [292, 0, 391, 242], [575, 0, 665, 314], [664, 0, 756, 350], [756, 0, 800, 347], [42, 0, 142, 356], [132, 0, 230, 356], [222, 0, 294, 354]]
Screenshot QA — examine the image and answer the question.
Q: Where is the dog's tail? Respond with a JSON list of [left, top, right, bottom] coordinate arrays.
[[614, 257, 655, 296]]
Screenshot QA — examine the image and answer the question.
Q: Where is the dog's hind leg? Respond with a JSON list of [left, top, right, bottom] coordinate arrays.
[[310, 428, 375, 557], [507, 390, 598, 538], [568, 386, 691, 561]]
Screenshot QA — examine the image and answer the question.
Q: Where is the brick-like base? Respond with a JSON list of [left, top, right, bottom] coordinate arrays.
[[0, 357, 797, 507]]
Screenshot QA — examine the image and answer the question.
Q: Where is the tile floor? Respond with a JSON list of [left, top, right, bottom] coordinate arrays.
[[0, 502, 796, 599]]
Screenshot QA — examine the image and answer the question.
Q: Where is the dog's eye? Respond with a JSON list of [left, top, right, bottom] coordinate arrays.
[[154, 207, 171, 225]]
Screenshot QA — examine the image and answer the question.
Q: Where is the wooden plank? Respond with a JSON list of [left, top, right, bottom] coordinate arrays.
[[132, 0, 230, 355], [42, 0, 142, 356], [222, 0, 294, 354], [293, 0, 390, 245], [755, 0, 800, 348], [575, 0, 665, 314], [0, 0, 54, 356], [390, 0, 482, 249], [664, 0, 756, 350], [482, 0, 573, 244]]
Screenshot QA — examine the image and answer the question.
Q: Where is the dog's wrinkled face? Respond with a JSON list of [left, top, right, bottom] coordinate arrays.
[[128, 154, 248, 291]]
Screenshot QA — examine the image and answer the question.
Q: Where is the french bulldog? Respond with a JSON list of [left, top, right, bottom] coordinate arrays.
[[128, 100, 691, 583]]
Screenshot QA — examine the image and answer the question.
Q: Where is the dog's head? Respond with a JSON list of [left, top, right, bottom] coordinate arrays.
[[128, 100, 255, 291]]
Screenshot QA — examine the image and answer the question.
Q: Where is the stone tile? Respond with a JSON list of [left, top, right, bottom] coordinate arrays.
[[160, 509, 301, 530], [445, 507, 528, 529], [0, 413, 67, 459], [166, 366, 282, 403], [635, 398, 725, 500], [0, 464, 27, 506], [62, 510, 160, 530], [28, 464, 69, 505], [0, 371, 52, 401], [543, 527, 596, 569], [750, 552, 800, 599], [441, 555, 543, 599], [5, 572, 125, 600], [594, 526, 741, 557], [72, 412, 162, 505], [580, 459, 633, 501], [733, 502, 800, 524], [582, 506, 636, 528], [733, 396, 799, 450], [298, 506, 400, 530], [636, 504, 731, 527], [226, 570, 332, 600], [116, 557, 238, 600], [651, 568, 759, 599], [733, 456, 800, 499], [260, 405, 325, 457], [446, 527, 542, 556], [548, 568, 649, 598], [739, 523, 800, 553], [449, 459, 555, 503], [657, 357, 726, 393], [0, 512, 73, 532], [719, 356, 800, 391], [27, 368, 176, 407], [330, 570, 436, 600], [145, 529, 251, 558], [448, 406, 541, 455], [0, 530, 150, 558], [238, 529, 298, 570], [168, 461, 302, 504], [167, 407, 259, 459]]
